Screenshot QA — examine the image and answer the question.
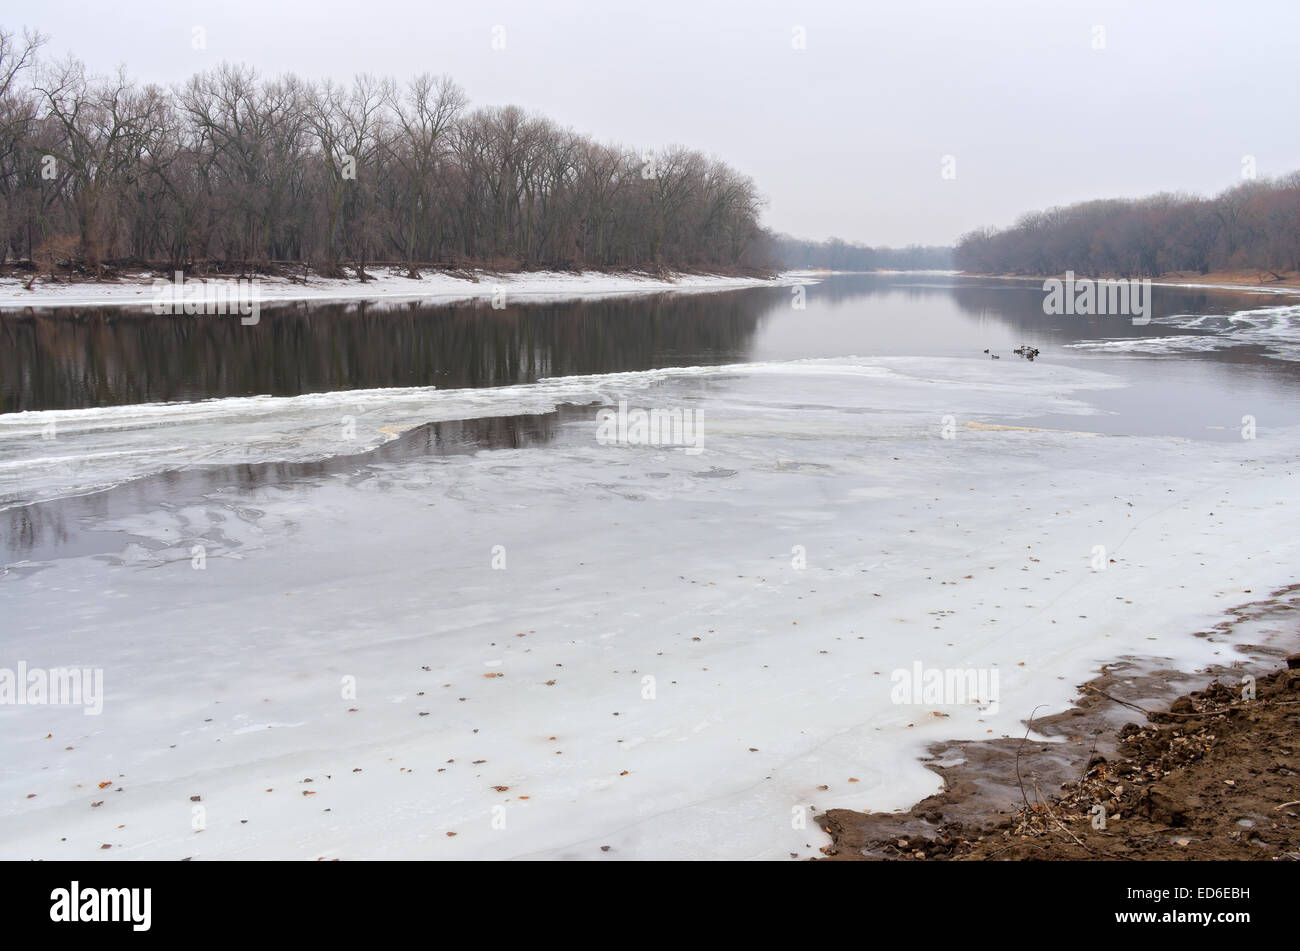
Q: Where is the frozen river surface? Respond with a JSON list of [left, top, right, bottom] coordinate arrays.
[[2, 274, 1298, 859]]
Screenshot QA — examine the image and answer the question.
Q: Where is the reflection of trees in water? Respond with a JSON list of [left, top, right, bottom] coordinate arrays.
[[0, 292, 771, 412], [9, 276, 1300, 413], [947, 280, 1296, 357], [801, 272, 960, 307]]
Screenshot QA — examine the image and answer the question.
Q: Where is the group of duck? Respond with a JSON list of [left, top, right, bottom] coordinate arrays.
[[982, 345, 1041, 361]]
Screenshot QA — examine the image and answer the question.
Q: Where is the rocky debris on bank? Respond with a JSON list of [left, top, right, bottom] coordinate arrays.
[[817, 654, 1300, 861]]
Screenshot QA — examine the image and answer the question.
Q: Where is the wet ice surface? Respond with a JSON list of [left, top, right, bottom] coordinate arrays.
[[1066, 304, 1300, 361], [2, 352, 1298, 860], [0, 356, 1118, 509], [0, 383, 581, 509]]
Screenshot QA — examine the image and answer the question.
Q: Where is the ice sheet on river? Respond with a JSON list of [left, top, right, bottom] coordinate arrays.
[[1067, 304, 1300, 361], [0, 356, 1121, 508], [1, 354, 1295, 860]]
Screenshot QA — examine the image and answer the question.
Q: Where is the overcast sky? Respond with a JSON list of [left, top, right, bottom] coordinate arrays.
[[17, 0, 1300, 246]]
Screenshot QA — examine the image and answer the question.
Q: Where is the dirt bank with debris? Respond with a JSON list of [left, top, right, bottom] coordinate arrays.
[[816, 586, 1300, 861]]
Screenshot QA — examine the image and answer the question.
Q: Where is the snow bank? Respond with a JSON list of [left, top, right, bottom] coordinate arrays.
[[0, 268, 814, 311]]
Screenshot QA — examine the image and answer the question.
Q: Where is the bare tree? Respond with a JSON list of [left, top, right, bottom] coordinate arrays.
[[36, 60, 163, 274], [1, 35, 776, 277]]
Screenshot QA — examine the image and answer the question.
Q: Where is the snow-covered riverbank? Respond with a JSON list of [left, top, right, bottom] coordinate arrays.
[[0, 268, 813, 310]]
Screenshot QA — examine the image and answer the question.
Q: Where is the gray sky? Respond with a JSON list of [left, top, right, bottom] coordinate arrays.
[[20, 0, 1300, 245]]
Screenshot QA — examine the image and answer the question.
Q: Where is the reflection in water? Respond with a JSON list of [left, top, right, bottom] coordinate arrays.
[[950, 277, 1275, 338], [2, 407, 581, 562], [0, 292, 771, 412], [5, 273, 1300, 561], [946, 277, 1300, 386], [7, 274, 1295, 413]]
